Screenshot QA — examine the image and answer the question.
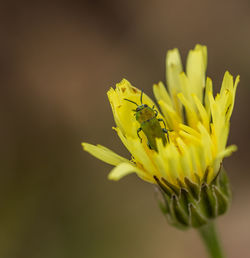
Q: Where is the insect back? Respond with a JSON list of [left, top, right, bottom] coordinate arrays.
[[124, 91, 169, 151]]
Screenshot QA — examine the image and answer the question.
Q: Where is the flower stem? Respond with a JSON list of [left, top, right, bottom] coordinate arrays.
[[198, 222, 225, 258]]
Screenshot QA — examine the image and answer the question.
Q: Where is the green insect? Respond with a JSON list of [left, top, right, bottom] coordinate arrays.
[[124, 91, 170, 151]]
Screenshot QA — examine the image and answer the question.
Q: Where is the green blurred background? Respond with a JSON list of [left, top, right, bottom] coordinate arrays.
[[0, 1, 249, 257]]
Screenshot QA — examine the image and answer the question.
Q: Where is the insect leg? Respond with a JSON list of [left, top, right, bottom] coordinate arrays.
[[158, 118, 166, 129], [147, 142, 152, 149], [137, 127, 142, 142], [163, 128, 170, 142], [154, 109, 158, 117]]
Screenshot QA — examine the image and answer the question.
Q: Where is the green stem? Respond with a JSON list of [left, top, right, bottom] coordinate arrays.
[[198, 222, 225, 258]]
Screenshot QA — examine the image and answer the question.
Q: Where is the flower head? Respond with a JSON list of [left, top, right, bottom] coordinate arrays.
[[82, 44, 239, 227]]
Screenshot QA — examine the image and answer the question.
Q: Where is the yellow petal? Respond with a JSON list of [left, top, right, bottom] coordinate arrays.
[[178, 93, 199, 128], [176, 137, 192, 178], [204, 77, 213, 117], [153, 81, 173, 108], [82, 143, 128, 166], [220, 71, 233, 94], [226, 74, 240, 121], [108, 162, 142, 181], [192, 94, 209, 131], [166, 48, 183, 94], [158, 100, 182, 131], [217, 145, 238, 159], [166, 48, 183, 117], [179, 123, 200, 138], [186, 45, 207, 101], [195, 44, 207, 69]]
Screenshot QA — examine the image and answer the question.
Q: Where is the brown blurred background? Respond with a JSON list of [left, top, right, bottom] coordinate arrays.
[[0, 1, 249, 257]]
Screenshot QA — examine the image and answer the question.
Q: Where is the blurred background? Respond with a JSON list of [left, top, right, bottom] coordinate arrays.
[[0, 1, 249, 257]]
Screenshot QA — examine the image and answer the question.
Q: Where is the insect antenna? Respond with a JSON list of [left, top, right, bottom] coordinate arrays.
[[140, 90, 144, 104], [123, 98, 138, 106]]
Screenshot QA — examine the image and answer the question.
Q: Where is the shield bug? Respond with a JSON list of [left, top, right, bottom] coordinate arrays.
[[124, 91, 170, 151]]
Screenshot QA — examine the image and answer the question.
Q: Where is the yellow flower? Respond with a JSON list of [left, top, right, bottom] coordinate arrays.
[[82, 45, 239, 190]]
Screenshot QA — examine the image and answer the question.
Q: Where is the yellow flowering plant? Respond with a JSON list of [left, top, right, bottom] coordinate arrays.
[[82, 45, 239, 258]]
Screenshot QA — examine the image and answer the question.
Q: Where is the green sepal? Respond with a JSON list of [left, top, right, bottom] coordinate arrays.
[[156, 165, 231, 229], [162, 177, 180, 195], [184, 177, 200, 200], [172, 195, 189, 226], [154, 176, 172, 196], [213, 185, 229, 215], [189, 203, 208, 228], [200, 183, 217, 218], [214, 167, 231, 197], [199, 183, 215, 218]]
